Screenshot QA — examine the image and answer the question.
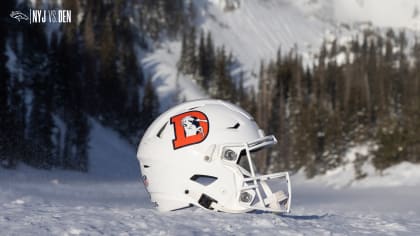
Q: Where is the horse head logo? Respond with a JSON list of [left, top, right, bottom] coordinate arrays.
[[171, 111, 209, 149]]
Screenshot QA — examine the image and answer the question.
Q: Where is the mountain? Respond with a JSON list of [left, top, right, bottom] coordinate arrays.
[[142, 0, 418, 181], [147, 0, 420, 108]]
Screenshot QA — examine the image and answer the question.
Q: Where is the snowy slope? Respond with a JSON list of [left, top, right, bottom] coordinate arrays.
[[332, 0, 420, 30], [200, 0, 327, 74], [142, 0, 330, 110], [145, 0, 420, 109], [141, 42, 208, 111], [291, 0, 420, 30]]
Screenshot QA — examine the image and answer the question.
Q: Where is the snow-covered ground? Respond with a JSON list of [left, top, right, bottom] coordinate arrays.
[[1, 121, 420, 235], [2, 176, 420, 235]]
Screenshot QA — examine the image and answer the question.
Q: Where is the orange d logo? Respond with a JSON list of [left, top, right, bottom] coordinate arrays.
[[170, 111, 209, 149]]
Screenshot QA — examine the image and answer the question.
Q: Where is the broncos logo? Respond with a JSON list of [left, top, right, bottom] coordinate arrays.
[[10, 11, 29, 22], [171, 111, 209, 149]]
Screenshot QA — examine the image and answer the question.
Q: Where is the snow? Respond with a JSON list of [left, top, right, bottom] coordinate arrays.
[[2, 168, 420, 235], [332, 0, 420, 31], [143, 0, 420, 110], [88, 120, 139, 180], [299, 144, 420, 189], [141, 0, 330, 107], [356, 162, 420, 188], [290, 0, 420, 31], [1, 125, 420, 235], [201, 0, 326, 77], [141, 42, 208, 111]]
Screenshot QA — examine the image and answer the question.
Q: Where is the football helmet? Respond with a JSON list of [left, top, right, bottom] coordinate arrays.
[[137, 99, 291, 213]]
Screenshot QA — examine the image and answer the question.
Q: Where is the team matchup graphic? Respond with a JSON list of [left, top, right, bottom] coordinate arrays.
[[10, 9, 72, 24], [170, 111, 209, 149]]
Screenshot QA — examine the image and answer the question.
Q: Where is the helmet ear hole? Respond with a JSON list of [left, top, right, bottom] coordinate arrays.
[[190, 175, 218, 186]]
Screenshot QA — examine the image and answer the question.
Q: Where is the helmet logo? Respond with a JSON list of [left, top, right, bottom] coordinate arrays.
[[170, 111, 209, 149]]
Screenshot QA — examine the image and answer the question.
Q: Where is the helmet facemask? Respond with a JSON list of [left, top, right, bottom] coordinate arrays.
[[213, 135, 292, 213]]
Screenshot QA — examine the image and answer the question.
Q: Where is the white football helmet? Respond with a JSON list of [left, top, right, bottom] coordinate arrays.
[[137, 99, 291, 213]]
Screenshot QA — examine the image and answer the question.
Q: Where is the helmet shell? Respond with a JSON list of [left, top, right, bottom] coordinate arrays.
[[137, 99, 264, 212]]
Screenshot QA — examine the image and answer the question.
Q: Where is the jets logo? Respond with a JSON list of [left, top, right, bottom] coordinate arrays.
[[170, 111, 209, 149]]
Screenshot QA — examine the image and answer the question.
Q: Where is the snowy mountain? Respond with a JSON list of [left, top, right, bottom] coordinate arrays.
[[144, 0, 329, 107], [147, 0, 420, 110], [144, 0, 420, 180], [289, 0, 420, 28]]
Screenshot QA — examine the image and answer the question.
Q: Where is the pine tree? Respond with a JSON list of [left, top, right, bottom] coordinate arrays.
[[204, 32, 216, 88], [27, 74, 55, 169], [141, 79, 160, 130], [8, 57, 27, 168], [165, 0, 186, 38], [177, 30, 189, 73], [98, 14, 125, 124], [62, 109, 90, 171], [185, 26, 197, 74], [197, 29, 207, 87], [0, 1, 13, 167], [82, 8, 98, 115], [0, 0, 19, 168], [118, 15, 143, 138], [212, 47, 235, 102], [187, 1, 197, 27]]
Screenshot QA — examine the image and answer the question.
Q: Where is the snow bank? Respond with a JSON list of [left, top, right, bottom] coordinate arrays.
[[88, 120, 139, 180], [356, 161, 420, 188], [294, 144, 420, 189]]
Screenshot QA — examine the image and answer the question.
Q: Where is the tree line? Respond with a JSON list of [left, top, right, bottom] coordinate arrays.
[[0, 0, 194, 170], [177, 27, 420, 177], [3, 0, 419, 177]]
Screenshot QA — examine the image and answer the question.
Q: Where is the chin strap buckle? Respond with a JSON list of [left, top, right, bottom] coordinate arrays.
[[198, 194, 218, 210]]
